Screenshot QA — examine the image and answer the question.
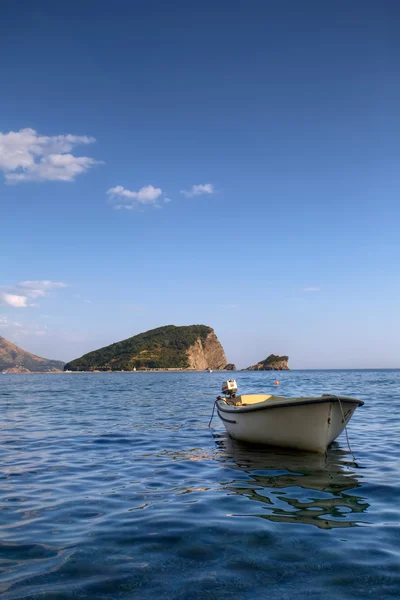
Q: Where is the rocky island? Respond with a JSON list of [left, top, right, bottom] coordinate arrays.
[[246, 354, 289, 371], [0, 336, 65, 373], [64, 325, 231, 371]]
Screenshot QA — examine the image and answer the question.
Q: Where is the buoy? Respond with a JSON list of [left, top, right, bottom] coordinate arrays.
[[274, 380, 279, 385]]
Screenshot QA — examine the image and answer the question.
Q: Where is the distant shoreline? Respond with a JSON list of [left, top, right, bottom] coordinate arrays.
[[63, 369, 235, 373], [3, 367, 399, 375], [3, 368, 236, 374]]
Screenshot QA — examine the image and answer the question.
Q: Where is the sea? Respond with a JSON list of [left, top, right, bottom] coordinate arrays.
[[1, 370, 400, 599]]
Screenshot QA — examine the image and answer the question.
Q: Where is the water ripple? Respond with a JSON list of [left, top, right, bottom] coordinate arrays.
[[1, 370, 400, 598]]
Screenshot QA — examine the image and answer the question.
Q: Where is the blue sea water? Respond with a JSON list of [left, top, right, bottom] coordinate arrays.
[[1, 370, 400, 599]]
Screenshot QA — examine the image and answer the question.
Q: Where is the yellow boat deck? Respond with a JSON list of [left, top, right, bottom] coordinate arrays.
[[227, 394, 283, 406]]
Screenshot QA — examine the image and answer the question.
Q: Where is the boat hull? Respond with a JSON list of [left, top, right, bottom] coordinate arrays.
[[217, 396, 362, 453]]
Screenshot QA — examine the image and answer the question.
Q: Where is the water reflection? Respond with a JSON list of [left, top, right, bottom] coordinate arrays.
[[214, 434, 370, 529]]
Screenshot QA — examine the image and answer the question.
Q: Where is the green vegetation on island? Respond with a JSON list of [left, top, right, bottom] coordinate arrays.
[[64, 325, 223, 371], [246, 354, 289, 371]]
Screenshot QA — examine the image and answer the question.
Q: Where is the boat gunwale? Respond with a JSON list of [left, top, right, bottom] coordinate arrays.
[[217, 395, 364, 414]]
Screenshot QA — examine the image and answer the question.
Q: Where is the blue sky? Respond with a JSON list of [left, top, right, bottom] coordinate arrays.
[[1, 0, 399, 368]]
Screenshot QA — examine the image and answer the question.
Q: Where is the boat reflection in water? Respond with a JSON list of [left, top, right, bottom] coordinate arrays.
[[213, 433, 369, 529]]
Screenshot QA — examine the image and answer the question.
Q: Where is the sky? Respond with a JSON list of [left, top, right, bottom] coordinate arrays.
[[1, 0, 400, 369]]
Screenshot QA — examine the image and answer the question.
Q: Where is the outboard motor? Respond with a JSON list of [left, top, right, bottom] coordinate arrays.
[[222, 379, 238, 399]]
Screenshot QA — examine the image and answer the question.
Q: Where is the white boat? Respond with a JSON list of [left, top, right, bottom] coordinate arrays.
[[216, 381, 364, 453]]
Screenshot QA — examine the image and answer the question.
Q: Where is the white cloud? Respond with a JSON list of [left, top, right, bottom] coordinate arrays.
[[107, 184, 163, 209], [0, 128, 102, 183], [303, 287, 321, 292], [1, 293, 28, 308], [18, 280, 67, 299], [0, 280, 67, 308], [107, 183, 215, 209], [181, 183, 215, 197]]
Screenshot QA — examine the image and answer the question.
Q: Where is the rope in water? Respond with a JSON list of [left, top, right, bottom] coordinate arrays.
[[331, 395, 356, 462], [208, 399, 218, 427]]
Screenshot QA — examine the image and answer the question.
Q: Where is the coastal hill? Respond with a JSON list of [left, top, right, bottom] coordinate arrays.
[[0, 336, 65, 373], [246, 354, 289, 371], [64, 325, 229, 371]]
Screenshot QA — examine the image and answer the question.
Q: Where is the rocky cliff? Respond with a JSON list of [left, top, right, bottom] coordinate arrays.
[[64, 325, 228, 371], [0, 336, 65, 373], [246, 354, 289, 371], [186, 331, 227, 370], [2, 366, 32, 374]]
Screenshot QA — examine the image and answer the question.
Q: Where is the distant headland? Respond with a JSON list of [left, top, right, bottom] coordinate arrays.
[[0, 336, 65, 374]]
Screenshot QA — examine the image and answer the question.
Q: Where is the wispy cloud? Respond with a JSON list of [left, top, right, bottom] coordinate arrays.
[[0, 316, 23, 328], [0, 280, 67, 308], [17, 324, 48, 337], [107, 183, 215, 209], [0, 128, 102, 183], [18, 281, 67, 299], [107, 185, 163, 209], [181, 183, 215, 198], [0, 316, 46, 336], [302, 287, 321, 292]]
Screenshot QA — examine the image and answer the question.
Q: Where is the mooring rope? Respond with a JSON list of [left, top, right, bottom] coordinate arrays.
[[331, 395, 356, 462], [208, 399, 218, 427]]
